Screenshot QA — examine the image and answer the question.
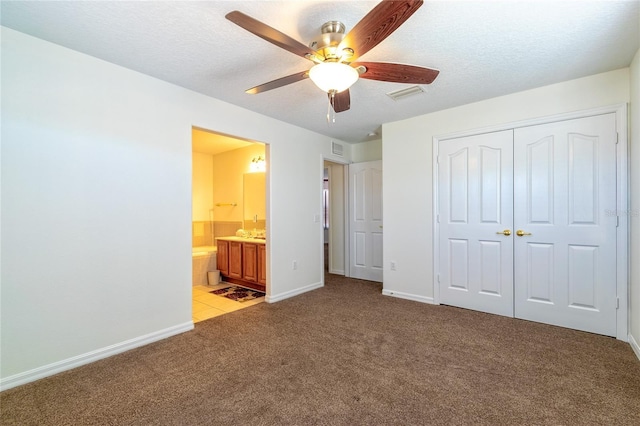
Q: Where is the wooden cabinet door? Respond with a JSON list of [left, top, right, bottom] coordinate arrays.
[[228, 241, 243, 279], [243, 243, 258, 282], [258, 244, 267, 285], [217, 240, 229, 276]]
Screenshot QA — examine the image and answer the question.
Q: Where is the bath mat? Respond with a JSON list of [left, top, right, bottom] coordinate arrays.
[[210, 286, 265, 302]]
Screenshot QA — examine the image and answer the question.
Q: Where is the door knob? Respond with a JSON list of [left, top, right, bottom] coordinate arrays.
[[516, 230, 532, 237], [496, 229, 511, 236]]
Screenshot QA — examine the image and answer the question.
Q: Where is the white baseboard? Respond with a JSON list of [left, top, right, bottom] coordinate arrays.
[[0, 321, 194, 392], [329, 268, 345, 275], [629, 333, 640, 361], [382, 289, 435, 304], [266, 281, 323, 303]]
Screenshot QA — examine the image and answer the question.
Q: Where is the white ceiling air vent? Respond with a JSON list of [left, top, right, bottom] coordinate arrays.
[[386, 85, 425, 101], [331, 141, 344, 156]]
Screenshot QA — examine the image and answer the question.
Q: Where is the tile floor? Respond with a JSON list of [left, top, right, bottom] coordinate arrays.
[[192, 283, 265, 323]]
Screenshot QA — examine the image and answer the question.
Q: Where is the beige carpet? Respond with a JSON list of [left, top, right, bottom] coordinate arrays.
[[2, 274, 639, 425]]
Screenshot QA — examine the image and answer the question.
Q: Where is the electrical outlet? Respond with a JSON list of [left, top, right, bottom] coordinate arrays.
[[390, 261, 397, 271], [292, 260, 298, 270]]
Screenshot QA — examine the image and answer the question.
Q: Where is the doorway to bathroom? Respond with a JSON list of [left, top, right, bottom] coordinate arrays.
[[191, 127, 268, 323], [323, 160, 347, 279]]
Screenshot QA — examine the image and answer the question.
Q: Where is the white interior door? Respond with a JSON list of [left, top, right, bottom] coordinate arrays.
[[349, 160, 383, 282], [438, 130, 514, 317], [513, 114, 618, 336]]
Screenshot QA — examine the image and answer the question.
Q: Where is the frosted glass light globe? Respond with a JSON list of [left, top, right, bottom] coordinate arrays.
[[309, 62, 359, 93]]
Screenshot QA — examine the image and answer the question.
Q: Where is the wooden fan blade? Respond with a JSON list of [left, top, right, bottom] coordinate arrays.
[[340, 1, 423, 62], [354, 62, 439, 84], [226, 11, 316, 60], [351, 62, 440, 84], [246, 71, 309, 94], [330, 90, 351, 113]]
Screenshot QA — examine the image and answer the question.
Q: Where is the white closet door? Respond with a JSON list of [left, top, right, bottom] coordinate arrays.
[[513, 114, 618, 336], [438, 130, 514, 317], [349, 160, 383, 282]]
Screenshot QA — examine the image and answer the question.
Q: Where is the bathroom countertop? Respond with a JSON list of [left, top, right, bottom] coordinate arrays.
[[216, 236, 266, 244]]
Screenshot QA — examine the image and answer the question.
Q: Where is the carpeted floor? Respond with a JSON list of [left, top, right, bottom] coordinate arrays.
[[2, 274, 639, 425]]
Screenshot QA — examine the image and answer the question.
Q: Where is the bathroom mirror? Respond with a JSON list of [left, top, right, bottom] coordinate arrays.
[[243, 172, 266, 230]]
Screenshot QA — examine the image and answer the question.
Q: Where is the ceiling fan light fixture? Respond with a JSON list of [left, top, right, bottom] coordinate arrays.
[[309, 62, 359, 93]]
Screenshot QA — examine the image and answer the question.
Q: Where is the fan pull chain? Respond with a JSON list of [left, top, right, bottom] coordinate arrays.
[[327, 90, 336, 124]]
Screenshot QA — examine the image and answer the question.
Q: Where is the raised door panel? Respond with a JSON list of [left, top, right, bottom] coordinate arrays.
[[448, 147, 469, 223], [525, 136, 554, 225], [243, 243, 258, 282], [448, 239, 469, 290], [353, 168, 366, 222], [480, 146, 502, 224], [228, 241, 243, 279], [479, 240, 501, 295], [568, 134, 598, 225], [217, 240, 229, 276], [524, 243, 554, 304], [258, 244, 267, 285], [371, 168, 383, 222], [567, 245, 598, 310]]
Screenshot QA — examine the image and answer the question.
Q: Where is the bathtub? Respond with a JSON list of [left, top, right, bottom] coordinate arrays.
[[192, 246, 217, 286], [192, 245, 217, 257]]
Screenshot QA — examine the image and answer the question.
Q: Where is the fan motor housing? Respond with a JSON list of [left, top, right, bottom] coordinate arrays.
[[309, 21, 349, 61]]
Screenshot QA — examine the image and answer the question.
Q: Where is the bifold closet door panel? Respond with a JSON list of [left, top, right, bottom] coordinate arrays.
[[438, 130, 514, 317], [513, 113, 618, 337]]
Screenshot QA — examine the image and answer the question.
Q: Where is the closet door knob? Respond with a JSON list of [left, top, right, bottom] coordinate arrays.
[[516, 230, 532, 237], [496, 229, 511, 236]]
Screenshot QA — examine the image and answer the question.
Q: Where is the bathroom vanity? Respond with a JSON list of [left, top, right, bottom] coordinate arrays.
[[216, 236, 266, 292]]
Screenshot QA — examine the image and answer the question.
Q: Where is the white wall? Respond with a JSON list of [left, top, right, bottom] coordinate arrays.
[[383, 69, 631, 305], [0, 27, 348, 387], [630, 48, 640, 355], [351, 139, 382, 163]]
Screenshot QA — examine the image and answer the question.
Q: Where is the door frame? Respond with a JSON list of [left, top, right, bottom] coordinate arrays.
[[432, 104, 629, 341]]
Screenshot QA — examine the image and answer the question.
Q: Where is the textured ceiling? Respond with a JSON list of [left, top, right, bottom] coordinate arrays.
[[1, 1, 638, 143]]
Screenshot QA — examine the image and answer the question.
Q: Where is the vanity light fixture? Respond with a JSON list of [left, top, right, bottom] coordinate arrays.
[[250, 155, 266, 172]]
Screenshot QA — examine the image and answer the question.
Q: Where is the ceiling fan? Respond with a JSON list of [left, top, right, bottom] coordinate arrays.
[[225, 0, 439, 118]]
